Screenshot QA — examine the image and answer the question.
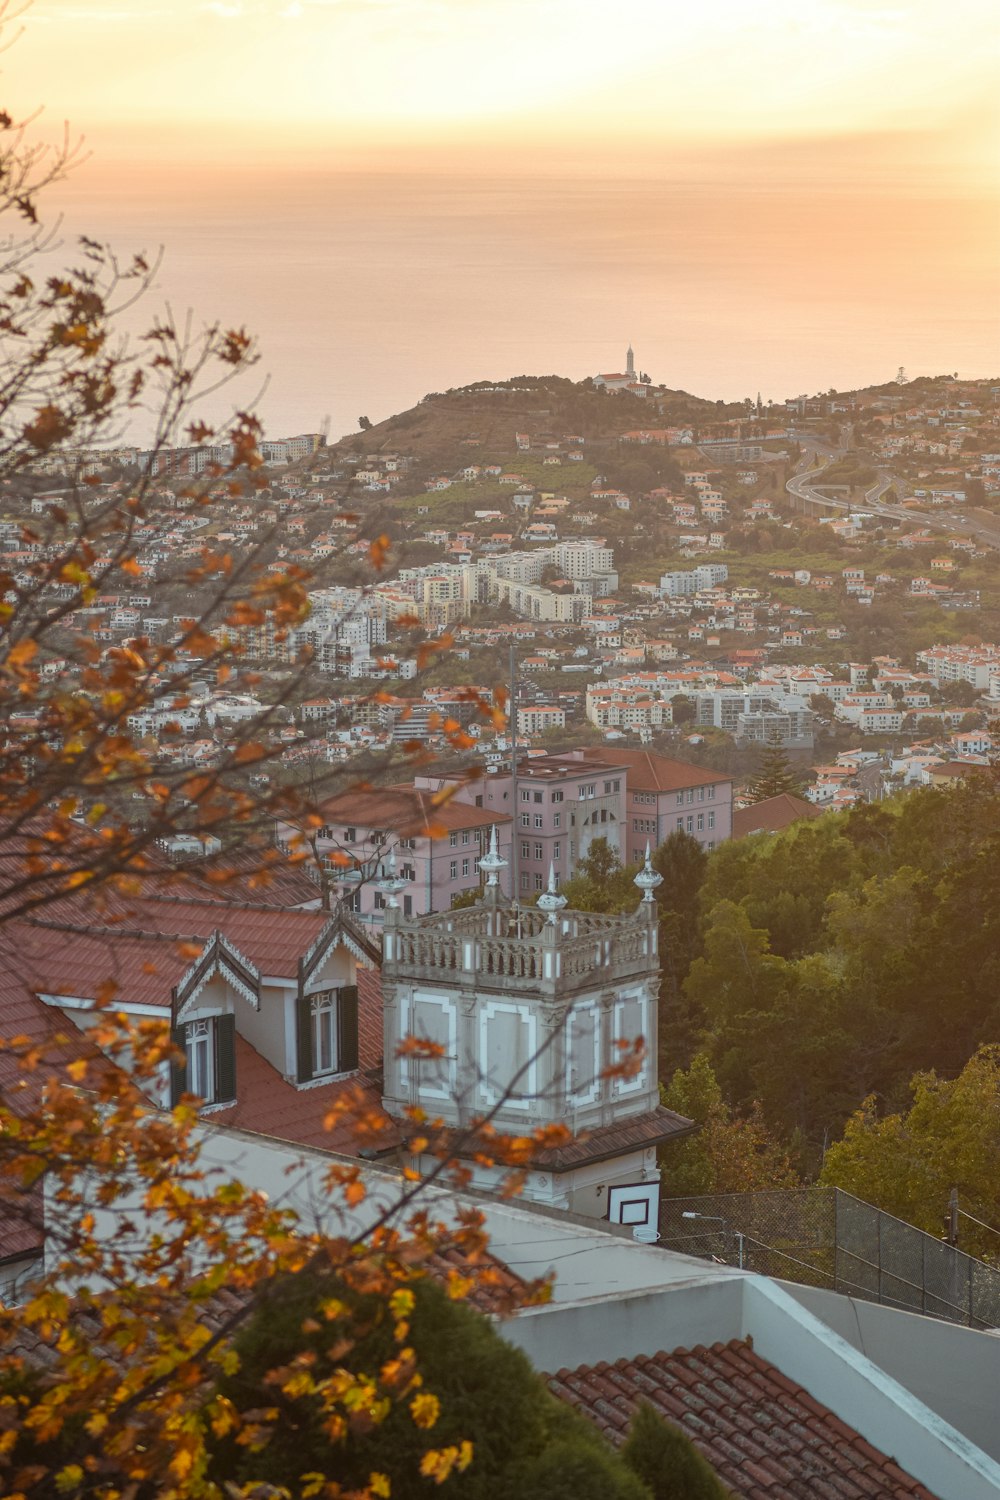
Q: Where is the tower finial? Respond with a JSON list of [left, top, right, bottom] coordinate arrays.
[[537, 862, 568, 924], [479, 824, 507, 888], [377, 846, 409, 909], [634, 841, 663, 904]]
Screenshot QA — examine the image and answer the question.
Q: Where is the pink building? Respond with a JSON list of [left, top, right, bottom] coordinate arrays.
[[588, 748, 733, 863], [418, 752, 628, 897], [278, 787, 511, 925], [420, 747, 734, 896]]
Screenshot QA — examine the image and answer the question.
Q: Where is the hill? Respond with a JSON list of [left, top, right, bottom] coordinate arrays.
[[326, 376, 748, 468]]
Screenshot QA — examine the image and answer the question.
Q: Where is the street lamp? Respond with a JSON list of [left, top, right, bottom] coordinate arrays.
[[681, 1210, 745, 1270]]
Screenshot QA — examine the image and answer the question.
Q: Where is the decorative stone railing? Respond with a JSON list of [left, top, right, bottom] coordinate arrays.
[[382, 903, 656, 992]]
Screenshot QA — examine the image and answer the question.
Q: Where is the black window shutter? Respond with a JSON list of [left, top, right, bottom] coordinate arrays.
[[337, 985, 359, 1073], [214, 1014, 237, 1104], [170, 1024, 187, 1107], [296, 991, 313, 1083]]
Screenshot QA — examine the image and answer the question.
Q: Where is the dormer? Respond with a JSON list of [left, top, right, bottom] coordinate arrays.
[[170, 932, 260, 1109]]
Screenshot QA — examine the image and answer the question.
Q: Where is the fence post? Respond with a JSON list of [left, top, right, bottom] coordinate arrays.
[[833, 1189, 840, 1295]]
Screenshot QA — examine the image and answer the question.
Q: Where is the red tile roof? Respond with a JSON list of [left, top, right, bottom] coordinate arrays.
[[217, 1032, 398, 1157], [356, 966, 384, 1071], [8, 921, 192, 1008], [0, 957, 111, 1262], [590, 747, 733, 793], [732, 794, 823, 840], [144, 843, 322, 907], [316, 785, 511, 837], [16, 896, 346, 996], [547, 1339, 938, 1500], [531, 1106, 694, 1171]]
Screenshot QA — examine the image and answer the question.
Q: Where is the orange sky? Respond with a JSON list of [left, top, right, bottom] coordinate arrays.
[[7, 1, 999, 433], [10, 0, 1000, 182]]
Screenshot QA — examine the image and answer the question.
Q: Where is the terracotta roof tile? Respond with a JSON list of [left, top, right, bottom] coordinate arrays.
[[546, 1339, 939, 1500], [732, 793, 823, 839], [14, 895, 352, 999], [530, 1106, 695, 1171], [316, 785, 511, 838], [217, 1032, 399, 1156], [356, 966, 383, 1071], [590, 746, 733, 792]]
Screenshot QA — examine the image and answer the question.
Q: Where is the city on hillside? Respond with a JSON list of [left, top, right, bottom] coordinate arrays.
[[9, 361, 1000, 913]]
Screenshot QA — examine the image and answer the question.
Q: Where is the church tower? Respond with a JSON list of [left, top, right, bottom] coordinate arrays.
[[626, 344, 635, 380], [378, 836, 693, 1233]]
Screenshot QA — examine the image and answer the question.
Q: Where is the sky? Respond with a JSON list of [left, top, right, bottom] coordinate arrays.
[[6, 0, 1000, 436], [12, 0, 999, 163]]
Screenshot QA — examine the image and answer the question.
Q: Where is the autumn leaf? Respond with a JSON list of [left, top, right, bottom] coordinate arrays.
[[410, 1391, 440, 1430]]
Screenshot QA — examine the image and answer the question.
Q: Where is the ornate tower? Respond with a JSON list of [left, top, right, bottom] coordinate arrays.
[[379, 835, 692, 1225], [626, 344, 635, 380]]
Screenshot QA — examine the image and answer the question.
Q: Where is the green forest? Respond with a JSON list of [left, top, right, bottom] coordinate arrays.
[[565, 774, 1000, 1256]]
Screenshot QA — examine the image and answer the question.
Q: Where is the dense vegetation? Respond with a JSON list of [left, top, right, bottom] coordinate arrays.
[[212, 1273, 726, 1500]]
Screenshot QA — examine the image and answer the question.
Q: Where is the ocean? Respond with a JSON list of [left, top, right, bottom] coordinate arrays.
[[49, 149, 999, 444]]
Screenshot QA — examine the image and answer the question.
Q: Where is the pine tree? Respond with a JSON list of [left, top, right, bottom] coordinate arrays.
[[745, 736, 801, 804]]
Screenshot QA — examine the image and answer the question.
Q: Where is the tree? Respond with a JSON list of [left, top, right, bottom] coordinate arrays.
[[820, 1047, 1000, 1260], [559, 838, 639, 914], [0, 49, 571, 1496], [660, 1054, 799, 1198], [652, 832, 707, 1069], [212, 1273, 653, 1500], [359, 415, 373, 431], [744, 738, 801, 803], [939, 679, 979, 708], [621, 1402, 731, 1500], [809, 693, 835, 719]]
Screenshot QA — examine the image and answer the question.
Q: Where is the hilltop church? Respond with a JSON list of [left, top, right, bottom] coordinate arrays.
[[592, 344, 653, 395]]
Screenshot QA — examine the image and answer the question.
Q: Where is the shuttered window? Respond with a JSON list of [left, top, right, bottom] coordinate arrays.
[[172, 1015, 237, 1107], [311, 993, 337, 1075], [296, 986, 359, 1083]]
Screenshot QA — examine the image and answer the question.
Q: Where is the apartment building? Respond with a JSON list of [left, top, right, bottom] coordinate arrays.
[[420, 752, 629, 894], [588, 748, 733, 862], [425, 747, 734, 893], [585, 687, 672, 733], [660, 564, 729, 597], [695, 688, 775, 732], [277, 788, 512, 924], [517, 704, 566, 736], [495, 578, 588, 623], [917, 644, 999, 691], [737, 706, 815, 749]]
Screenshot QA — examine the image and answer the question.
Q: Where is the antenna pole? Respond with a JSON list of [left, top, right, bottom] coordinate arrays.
[[509, 642, 519, 903]]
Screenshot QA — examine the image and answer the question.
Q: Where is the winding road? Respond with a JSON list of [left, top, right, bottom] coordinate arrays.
[[785, 441, 1000, 552]]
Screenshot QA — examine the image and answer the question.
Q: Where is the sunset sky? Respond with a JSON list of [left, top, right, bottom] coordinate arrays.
[[8, 1, 999, 435], [14, 0, 1000, 165]]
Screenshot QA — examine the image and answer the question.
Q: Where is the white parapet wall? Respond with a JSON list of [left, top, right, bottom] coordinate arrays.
[[782, 1279, 1000, 1465], [500, 1271, 1000, 1500]]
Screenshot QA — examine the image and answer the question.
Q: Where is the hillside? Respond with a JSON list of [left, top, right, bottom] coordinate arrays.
[[326, 376, 748, 468]]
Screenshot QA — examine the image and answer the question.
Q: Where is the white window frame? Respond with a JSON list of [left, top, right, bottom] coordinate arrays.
[[311, 991, 338, 1076], [186, 1018, 215, 1102]]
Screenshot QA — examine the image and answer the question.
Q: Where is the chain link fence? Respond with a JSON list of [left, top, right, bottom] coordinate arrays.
[[659, 1188, 1000, 1330]]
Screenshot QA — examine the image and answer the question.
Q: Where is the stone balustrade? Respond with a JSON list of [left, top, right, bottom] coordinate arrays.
[[382, 900, 656, 994]]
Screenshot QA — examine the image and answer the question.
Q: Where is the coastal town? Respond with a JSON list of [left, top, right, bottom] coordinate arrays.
[[6, 0, 1000, 1486], [9, 360, 1000, 917]]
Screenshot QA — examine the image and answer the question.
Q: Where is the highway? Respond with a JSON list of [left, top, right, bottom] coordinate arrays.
[[785, 445, 1000, 552]]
